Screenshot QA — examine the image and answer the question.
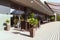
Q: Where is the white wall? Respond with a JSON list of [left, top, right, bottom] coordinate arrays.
[[0, 5, 13, 30], [0, 5, 10, 14], [0, 14, 13, 30]]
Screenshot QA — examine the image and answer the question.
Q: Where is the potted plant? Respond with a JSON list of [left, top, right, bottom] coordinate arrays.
[[5, 19, 10, 31], [27, 13, 38, 37], [51, 16, 55, 21]]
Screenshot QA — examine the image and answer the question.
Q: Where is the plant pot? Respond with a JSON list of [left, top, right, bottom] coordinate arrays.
[[4, 25, 10, 31], [6, 25, 10, 31], [29, 24, 36, 37], [29, 27, 35, 37], [6, 23, 10, 31], [4, 27, 7, 30]]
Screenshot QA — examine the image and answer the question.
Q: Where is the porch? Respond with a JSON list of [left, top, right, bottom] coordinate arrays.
[[0, 21, 59, 40]]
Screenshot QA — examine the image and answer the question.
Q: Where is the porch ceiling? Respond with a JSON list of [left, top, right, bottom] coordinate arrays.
[[46, 2, 60, 14], [10, 0, 54, 16]]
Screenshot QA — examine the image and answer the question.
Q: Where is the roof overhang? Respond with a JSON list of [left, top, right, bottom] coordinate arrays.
[[45, 2, 60, 14], [0, 0, 10, 7], [44, 2, 54, 12], [10, 0, 54, 16], [0, 0, 54, 16]]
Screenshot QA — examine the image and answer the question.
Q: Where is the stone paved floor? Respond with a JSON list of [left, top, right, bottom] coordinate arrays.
[[0, 21, 60, 40]]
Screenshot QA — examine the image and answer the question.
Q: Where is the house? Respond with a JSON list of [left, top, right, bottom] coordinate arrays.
[[0, 0, 54, 37]]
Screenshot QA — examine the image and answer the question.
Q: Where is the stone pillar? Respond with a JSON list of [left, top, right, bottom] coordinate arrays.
[[54, 13, 57, 21]]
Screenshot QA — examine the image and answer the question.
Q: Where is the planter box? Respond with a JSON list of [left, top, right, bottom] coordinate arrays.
[[29, 27, 35, 37], [4, 23, 10, 31], [29, 24, 36, 37]]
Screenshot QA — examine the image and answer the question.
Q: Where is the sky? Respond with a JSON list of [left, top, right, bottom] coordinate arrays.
[[48, 0, 60, 3], [41, 0, 60, 3]]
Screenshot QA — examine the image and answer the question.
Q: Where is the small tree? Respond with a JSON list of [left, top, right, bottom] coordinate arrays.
[[27, 13, 38, 27]]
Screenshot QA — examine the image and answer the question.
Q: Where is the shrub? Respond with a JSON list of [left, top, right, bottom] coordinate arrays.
[[57, 15, 60, 21], [28, 18, 38, 25], [6, 19, 9, 23], [27, 13, 38, 27], [51, 16, 55, 21]]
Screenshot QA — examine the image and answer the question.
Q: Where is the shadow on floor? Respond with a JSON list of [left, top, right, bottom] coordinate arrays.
[[12, 32, 30, 37]]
